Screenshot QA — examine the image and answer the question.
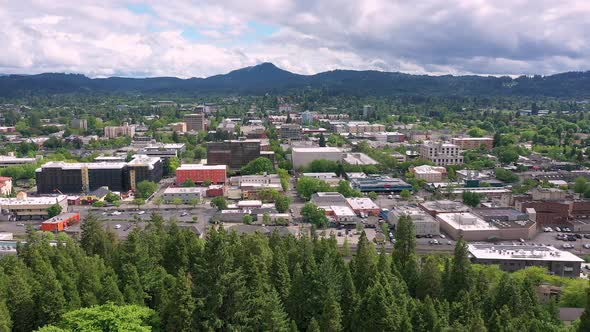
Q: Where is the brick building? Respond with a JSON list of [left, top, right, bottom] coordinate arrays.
[[176, 164, 227, 185]]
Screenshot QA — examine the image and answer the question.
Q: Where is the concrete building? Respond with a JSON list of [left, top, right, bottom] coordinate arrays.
[[411, 165, 447, 182], [176, 164, 227, 185], [170, 122, 187, 133], [0, 155, 39, 167], [0, 177, 12, 196], [292, 147, 343, 169], [184, 113, 205, 132], [362, 105, 374, 118], [420, 141, 464, 166], [310, 192, 348, 208], [531, 188, 567, 201], [104, 122, 135, 138], [468, 244, 583, 277], [388, 206, 439, 236], [437, 210, 536, 241], [279, 124, 303, 140], [370, 132, 405, 142], [346, 197, 380, 216], [345, 122, 385, 134], [350, 176, 412, 193], [162, 187, 204, 203], [0, 193, 68, 220], [231, 174, 281, 186], [342, 153, 378, 165], [301, 173, 341, 185], [301, 111, 316, 125], [419, 200, 471, 217], [71, 119, 88, 131], [329, 205, 357, 222], [451, 137, 494, 151], [208, 140, 265, 169]]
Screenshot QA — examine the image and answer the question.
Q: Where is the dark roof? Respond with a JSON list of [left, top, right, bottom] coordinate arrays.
[[559, 308, 584, 322], [88, 186, 110, 198]]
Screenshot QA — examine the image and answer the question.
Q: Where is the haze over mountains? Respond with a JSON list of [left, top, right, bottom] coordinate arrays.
[[1, 62, 590, 98]]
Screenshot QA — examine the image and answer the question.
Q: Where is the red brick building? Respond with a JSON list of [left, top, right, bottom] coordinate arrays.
[[176, 164, 227, 185], [451, 137, 494, 151]]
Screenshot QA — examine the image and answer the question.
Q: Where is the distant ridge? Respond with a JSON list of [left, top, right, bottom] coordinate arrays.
[[1, 63, 589, 97]]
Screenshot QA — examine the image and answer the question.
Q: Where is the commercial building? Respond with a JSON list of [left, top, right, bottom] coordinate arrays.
[[301, 173, 341, 185], [176, 164, 227, 185], [279, 124, 303, 140], [41, 212, 80, 232], [0, 193, 68, 220], [388, 206, 439, 236], [468, 244, 583, 277], [342, 153, 378, 165], [344, 122, 385, 135], [184, 113, 205, 132], [370, 132, 405, 143], [230, 174, 281, 186], [0, 155, 39, 167], [36, 155, 163, 194], [162, 187, 204, 203], [301, 111, 316, 124], [311, 192, 348, 206], [329, 205, 357, 222], [170, 122, 187, 133], [419, 200, 470, 217], [350, 176, 412, 193], [71, 119, 88, 131], [420, 141, 464, 166], [292, 147, 343, 169], [346, 197, 380, 216], [437, 210, 536, 241], [411, 165, 447, 182], [104, 122, 135, 138], [451, 137, 494, 151], [207, 140, 264, 169], [140, 143, 186, 159], [0, 177, 12, 196]]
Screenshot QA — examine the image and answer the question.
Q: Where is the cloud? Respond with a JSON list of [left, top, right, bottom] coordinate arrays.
[[0, 0, 589, 77]]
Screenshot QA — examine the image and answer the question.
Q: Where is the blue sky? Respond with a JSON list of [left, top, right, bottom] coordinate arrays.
[[0, 1, 589, 78]]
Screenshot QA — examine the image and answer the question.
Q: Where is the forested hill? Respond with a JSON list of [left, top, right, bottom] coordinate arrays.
[[1, 63, 590, 97]]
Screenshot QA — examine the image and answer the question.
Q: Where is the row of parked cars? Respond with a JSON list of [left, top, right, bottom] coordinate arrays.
[[544, 226, 572, 232]]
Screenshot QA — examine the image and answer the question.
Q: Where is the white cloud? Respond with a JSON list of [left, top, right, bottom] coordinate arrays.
[[0, 0, 589, 77]]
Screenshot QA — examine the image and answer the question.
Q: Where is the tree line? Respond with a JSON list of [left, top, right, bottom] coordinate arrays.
[[0, 213, 588, 331]]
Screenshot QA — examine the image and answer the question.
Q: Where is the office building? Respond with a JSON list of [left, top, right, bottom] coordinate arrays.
[[71, 119, 88, 131], [344, 122, 385, 135], [301, 111, 316, 124], [310, 192, 348, 208], [370, 132, 405, 143], [170, 122, 187, 133], [104, 122, 135, 138], [36, 155, 162, 194], [452, 137, 494, 151], [140, 143, 186, 159], [207, 140, 264, 169], [184, 113, 205, 132], [301, 173, 341, 186], [162, 187, 204, 203], [419, 200, 470, 217], [176, 164, 227, 184], [350, 176, 412, 193], [279, 124, 303, 140], [420, 141, 464, 166], [342, 153, 379, 165], [362, 105, 374, 118], [0, 155, 39, 167], [468, 244, 583, 277], [0, 193, 68, 220], [346, 197, 380, 216], [436, 210, 536, 241], [388, 206, 439, 236], [411, 165, 447, 182], [292, 147, 343, 169]]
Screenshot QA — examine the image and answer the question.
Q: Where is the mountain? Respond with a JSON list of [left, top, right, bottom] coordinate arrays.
[[1, 63, 590, 98]]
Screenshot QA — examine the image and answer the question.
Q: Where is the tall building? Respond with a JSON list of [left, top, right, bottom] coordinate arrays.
[[104, 122, 135, 138], [71, 119, 88, 131], [420, 141, 464, 166], [184, 113, 205, 132], [451, 137, 494, 151], [362, 105, 374, 118], [176, 164, 227, 184], [36, 155, 162, 194], [301, 111, 315, 125], [279, 124, 303, 140], [207, 139, 263, 169]]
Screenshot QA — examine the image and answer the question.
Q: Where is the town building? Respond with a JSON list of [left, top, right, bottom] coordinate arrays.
[[411, 165, 447, 182], [468, 244, 583, 277], [71, 119, 88, 131], [170, 122, 187, 133], [184, 113, 205, 132], [176, 164, 227, 185], [41, 212, 81, 232], [388, 206, 439, 236], [36, 155, 162, 194], [0, 193, 68, 220], [0, 155, 39, 167], [279, 124, 303, 140], [342, 153, 378, 165], [230, 174, 281, 186], [329, 205, 358, 222], [104, 122, 135, 138], [437, 209, 536, 241], [370, 132, 405, 142], [163, 187, 204, 203], [420, 141, 464, 166], [301, 173, 341, 185], [292, 147, 343, 169], [346, 197, 380, 216], [419, 200, 471, 217], [310, 192, 348, 208], [451, 137, 494, 151], [350, 176, 412, 193], [344, 121, 385, 135], [0, 177, 12, 196], [207, 139, 266, 169], [301, 111, 316, 124]]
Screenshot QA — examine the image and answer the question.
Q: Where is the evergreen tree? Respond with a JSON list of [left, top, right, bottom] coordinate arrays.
[[0, 298, 11, 332], [350, 231, 376, 294], [122, 264, 146, 305], [164, 271, 195, 332], [319, 133, 326, 147], [417, 256, 441, 299], [448, 238, 471, 301], [579, 281, 590, 332], [340, 267, 358, 332], [256, 288, 291, 332], [392, 215, 419, 294], [320, 290, 342, 332], [307, 317, 320, 332]]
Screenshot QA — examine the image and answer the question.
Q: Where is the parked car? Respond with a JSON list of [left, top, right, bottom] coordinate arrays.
[[114, 224, 121, 229], [583, 244, 590, 249]]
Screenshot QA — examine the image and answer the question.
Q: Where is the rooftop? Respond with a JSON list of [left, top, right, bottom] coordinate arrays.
[[468, 244, 584, 263], [330, 205, 357, 217], [346, 197, 379, 210], [292, 147, 343, 153], [437, 212, 497, 231], [177, 164, 227, 170], [43, 212, 79, 224], [420, 200, 470, 213], [164, 187, 205, 194], [0, 195, 67, 206]]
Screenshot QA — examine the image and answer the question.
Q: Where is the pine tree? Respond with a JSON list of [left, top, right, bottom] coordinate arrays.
[[271, 246, 291, 303], [392, 215, 419, 294], [469, 314, 487, 332], [99, 269, 124, 304], [579, 281, 590, 332], [256, 288, 290, 332], [0, 299, 11, 332], [319, 134, 326, 147], [307, 318, 320, 332], [165, 272, 196, 332], [340, 267, 358, 332], [320, 290, 342, 332], [448, 238, 471, 301], [122, 264, 146, 305], [351, 231, 376, 294], [417, 256, 441, 299]]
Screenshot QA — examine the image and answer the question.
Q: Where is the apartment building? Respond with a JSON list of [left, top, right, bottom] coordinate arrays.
[[451, 137, 494, 151], [184, 113, 205, 132], [104, 122, 135, 138], [420, 141, 464, 166]]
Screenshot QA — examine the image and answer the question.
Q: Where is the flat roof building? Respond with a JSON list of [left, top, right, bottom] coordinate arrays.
[[419, 200, 470, 217], [451, 137, 494, 151], [468, 244, 583, 277], [292, 147, 343, 169], [420, 141, 463, 166], [310, 192, 348, 208], [301, 173, 341, 185], [0, 194, 68, 220], [437, 211, 536, 241], [346, 197, 380, 216], [411, 165, 447, 182], [351, 176, 412, 193], [184, 113, 205, 132], [342, 153, 378, 165], [162, 187, 204, 203], [176, 164, 227, 184], [208, 139, 264, 169], [388, 206, 439, 236]]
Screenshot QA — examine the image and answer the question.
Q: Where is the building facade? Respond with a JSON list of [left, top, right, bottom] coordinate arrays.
[[104, 122, 135, 138], [451, 137, 494, 151], [420, 141, 464, 166], [291, 147, 343, 169], [351, 176, 412, 193], [279, 124, 303, 140], [71, 119, 88, 131], [176, 164, 227, 184], [207, 140, 263, 169], [184, 113, 205, 132]]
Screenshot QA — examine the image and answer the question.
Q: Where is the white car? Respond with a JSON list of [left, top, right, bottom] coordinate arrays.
[[584, 244, 590, 249], [114, 224, 121, 229], [181, 212, 189, 217], [112, 211, 122, 216], [136, 211, 145, 215], [439, 234, 446, 239]]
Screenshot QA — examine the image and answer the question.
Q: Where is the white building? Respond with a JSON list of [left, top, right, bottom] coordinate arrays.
[[411, 165, 447, 182], [301, 173, 341, 185], [292, 147, 343, 169], [420, 141, 463, 166], [104, 122, 136, 138], [162, 187, 204, 203], [388, 206, 439, 236], [342, 153, 378, 166]]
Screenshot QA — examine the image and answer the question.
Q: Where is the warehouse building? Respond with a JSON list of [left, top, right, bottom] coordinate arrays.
[[0, 193, 68, 220], [388, 206, 440, 236], [468, 244, 583, 277], [291, 147, 343, 169], [350, 176, 412, 193], [436, 210, 536, 241]]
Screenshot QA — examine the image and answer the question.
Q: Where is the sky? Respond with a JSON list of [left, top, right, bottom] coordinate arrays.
[[1, 0, 589, 78]]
